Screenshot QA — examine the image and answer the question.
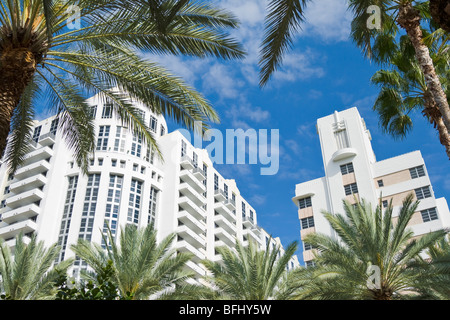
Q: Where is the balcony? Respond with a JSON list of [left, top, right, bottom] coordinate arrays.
[[5, 189, 44, 209], [175, 240, 206, 261], [214, 189, 227, 202], [214, 214, 236, 236], [214, 201, 236, 223], [14, 160, 50, 179], [185, 260, 207, 277], [180, 155, 195, 170], [180, 168, 206, 194], [178, 196, 205, 221], [1, 204, 40, 224], [192, 167, 206, 182], [38, 132, 56, 147], [179, 182, 206, 207], [214, 226, 236, 247], [176, 225, 206, 248], [242, 216, 255, 228], [243, 226, 262, 244], [178, 210, 206, 235], [9, 174, 47, 194], [21, 146, 53, 166], [5, 235, 32, 251], [224, 198, 236, 211], [0, 219, 37, 240]]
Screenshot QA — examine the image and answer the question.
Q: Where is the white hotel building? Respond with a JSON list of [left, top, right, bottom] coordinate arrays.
[[0, 93, 299, 280], [293, 107, 450, 266]]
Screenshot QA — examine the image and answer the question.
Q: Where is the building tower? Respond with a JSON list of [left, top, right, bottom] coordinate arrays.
[[293, 107, 450, 266], [0, 92, 299, 281]]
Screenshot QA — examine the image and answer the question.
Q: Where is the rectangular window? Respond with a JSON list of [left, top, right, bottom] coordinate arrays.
[[96, 126, 110, 151], [79, 174, 101, 241], [421, 208, 438, 222], [102, 175, 123, 248], [214, 173, 219, 191], [192, 152, 198, 168], [32, 126, 42, 143], [250, 210, 254, 222], [50, 118, 59, 136], [160, 125, 166, 136], [148, 187, 158, 225], [410, 165, 426, 179], [344, 183, 358, 196], [415, 186, 432, 200], [88, 105, 97, 119], [301, 216, 315, 229], [377, 180, 384, 187], [181, 140, 187, 158], [224, 184, 228, 200], [102, 104, 113, 119], [127, 179, 142, 225], [382, 200, 388, 208], [340, 163, 354, 175], [298, 197, 312, 209], [131, 133, 142, 157], [114, 126, 126, 152], [149, 116, 158, 133], [56, 175, 79, 262], [242, 202, 246, 218]]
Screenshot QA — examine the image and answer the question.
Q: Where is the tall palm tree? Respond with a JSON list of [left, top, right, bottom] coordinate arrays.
[[201, 239, 298, 300], [71, 223, 195, 300], [0, 0, 245, 173], [0, 233, 72, 300], [371, 32, 450, 158], [293, 195, 447, 300], [259, 0, 450, 142]]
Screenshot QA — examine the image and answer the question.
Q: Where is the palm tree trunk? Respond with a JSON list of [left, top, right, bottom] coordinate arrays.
[[423, 91, 450, 159], [0, 48, 37, 156], [397, 3, 450, 139]]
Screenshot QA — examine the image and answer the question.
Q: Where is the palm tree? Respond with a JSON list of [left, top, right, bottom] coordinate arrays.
[[430, 0, 450, 32], [0, 0, 245, 173], [259, 0, 450, 141], [370, 32, 450, 158], [71, 223, 195, 300], [0, 233, 72, 300], [201, 239, 298, 300], [294, 195, 447, 300]]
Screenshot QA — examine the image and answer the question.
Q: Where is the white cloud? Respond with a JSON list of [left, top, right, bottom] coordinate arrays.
[[273, 51, 326, 82], [300, 0, 352, 42]]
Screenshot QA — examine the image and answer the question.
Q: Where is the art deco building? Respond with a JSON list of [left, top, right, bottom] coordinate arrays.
[[293, 107, 450, 266], [0, 92, 299, 280]]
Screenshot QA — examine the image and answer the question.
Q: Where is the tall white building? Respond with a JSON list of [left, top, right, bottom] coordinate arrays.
[[0, 92, 299, 280], [293, 107, 450, 266]]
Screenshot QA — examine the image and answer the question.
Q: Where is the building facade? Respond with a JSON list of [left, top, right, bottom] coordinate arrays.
[[0, 93, 299, 281], [293, 107, 450, 266]]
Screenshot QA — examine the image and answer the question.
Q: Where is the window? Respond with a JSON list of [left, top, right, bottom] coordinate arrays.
[[214, 173, 219, 191], [149, 116, 158, 133], [102, 175, 123, 249], [242, 202, 246, 218], [98, 158, 103, 166], [160, 125, 166, 136], [340, 163, 354, 175], [382, 200, 388, 208], [377, 180, 384, 187], [301, 216, 315, 229], [3, 186, 10, 195], [421, 208, 438, 222], [88, 105, 97, 119], [410, 165, 426, 179], [250, 210, 254, 222], [50, 118, 59, 136], [344, 183, 358, 196], [79, 174, 101, 241], [298, 197, 312, 209], [148, 187, 158, 225], [96, 126, 110, 151], [111, 159, 117, 167], [127, 179, 142, 225], [181, 140, 187, 158], [131, 133, 142, 157], [32, 125, 42, 143], [114, 126, 126, 152], [224, 184, 228, 200], [192, 152, 198, 168], [415, 186, 432, 200], [56, 175, 79, 262], [102, 104, 113, 118]]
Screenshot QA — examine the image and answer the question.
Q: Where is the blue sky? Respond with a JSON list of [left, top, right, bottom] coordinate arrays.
[[157, 0, 450, 263]]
